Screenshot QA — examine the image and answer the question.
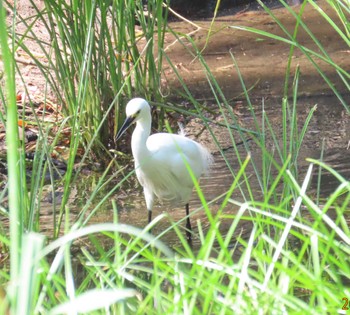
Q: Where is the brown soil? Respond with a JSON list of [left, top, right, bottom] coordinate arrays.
[[3, 0, 349, 107], [163, 1, 349, 100]]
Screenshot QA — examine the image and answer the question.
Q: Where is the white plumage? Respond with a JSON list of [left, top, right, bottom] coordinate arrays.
[[116, 98, 212, 240]]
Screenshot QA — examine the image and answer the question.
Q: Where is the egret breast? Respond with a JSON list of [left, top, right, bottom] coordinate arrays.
[[135, 161, 191, 205]]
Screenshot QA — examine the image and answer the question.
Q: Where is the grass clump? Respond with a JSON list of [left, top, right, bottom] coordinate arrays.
[[7, 0, 169, 154], [41, 0, 168, 148]]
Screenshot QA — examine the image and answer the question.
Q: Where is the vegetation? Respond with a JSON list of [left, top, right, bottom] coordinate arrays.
[[0, 0, 349, 314]]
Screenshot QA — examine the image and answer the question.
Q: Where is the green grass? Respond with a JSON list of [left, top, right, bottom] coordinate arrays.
[[0, 0, 349, 314]]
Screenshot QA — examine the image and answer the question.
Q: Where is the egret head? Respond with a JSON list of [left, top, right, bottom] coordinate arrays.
[[116, 98, 151, 141]]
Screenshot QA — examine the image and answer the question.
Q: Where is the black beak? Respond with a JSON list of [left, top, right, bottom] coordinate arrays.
[[116, 116, 135, 141]]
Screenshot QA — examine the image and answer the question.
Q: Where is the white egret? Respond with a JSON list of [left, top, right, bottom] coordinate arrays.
[[116, 98, 213, 241]]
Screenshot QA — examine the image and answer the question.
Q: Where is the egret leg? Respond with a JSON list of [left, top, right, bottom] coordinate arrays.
[[148, 209, 152, 224], [144, 188, 154, 225], [185, 203, 192, 245]]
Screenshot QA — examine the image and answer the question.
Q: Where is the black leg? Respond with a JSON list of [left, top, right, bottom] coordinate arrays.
[[148, 210, 152, 224], [185, 203, 192, 246]]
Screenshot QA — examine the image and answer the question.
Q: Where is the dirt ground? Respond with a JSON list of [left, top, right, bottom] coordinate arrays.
[[163, 1, 349, 100], [3, 0, 349, 106], [4, 0, 54, 100]]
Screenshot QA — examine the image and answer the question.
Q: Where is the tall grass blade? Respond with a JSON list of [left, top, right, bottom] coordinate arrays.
[[49, 288, 138, 315], [15, 233, 45, 315], [0, 1, 27, 307]]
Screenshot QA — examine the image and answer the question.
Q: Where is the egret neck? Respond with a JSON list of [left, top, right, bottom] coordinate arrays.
[[131, 110, 152, 164]]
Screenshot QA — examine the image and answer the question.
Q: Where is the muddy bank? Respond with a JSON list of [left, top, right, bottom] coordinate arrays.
[[163, 1, 349, 100]]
